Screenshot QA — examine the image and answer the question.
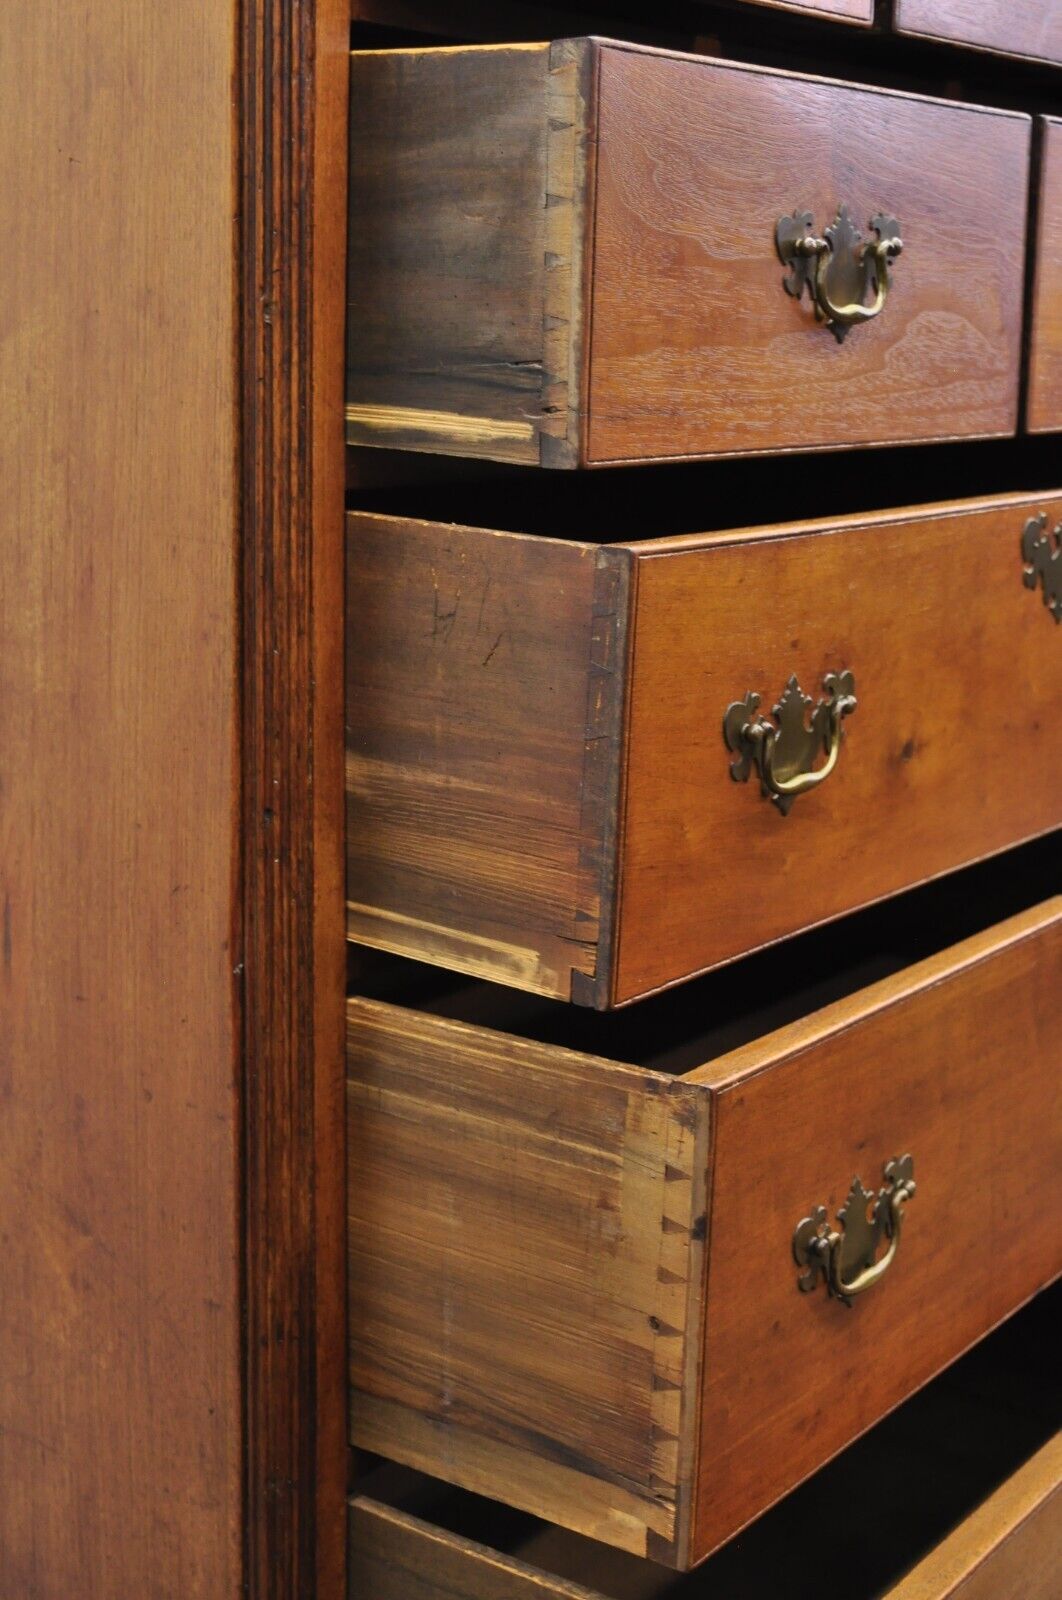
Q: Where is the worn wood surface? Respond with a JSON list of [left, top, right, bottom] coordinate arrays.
[[882, 1433, 1062, 1600], [0, 8, 242, 1596], [345, 40, 1029, 466], [893, 0, 1062, 65], [347, 998, 710, 1559], [346, 903, 1062, 1567], [239, 0, 350, 1594], [615, 493, 1062, 1003], [689, 900, 1062, 1560], [346, 43, 592, 466], [345, 514, 629, 1002], [587, 44, 1029, 463], [1028, 120, 1062, 436]]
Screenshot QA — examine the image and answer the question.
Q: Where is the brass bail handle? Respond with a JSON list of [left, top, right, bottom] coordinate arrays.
[[776, 205, 903, 344], [723, 671, 856, 816], [793, 1156, 916, 1309]]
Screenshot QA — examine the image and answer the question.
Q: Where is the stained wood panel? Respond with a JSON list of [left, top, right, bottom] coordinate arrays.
[[587, 46, 1028, 463], [894, 1, 1062, 65], [0, 8, 241, 1595], [347, 904, 1062, 1567], [1028, 120, 1062, 436]]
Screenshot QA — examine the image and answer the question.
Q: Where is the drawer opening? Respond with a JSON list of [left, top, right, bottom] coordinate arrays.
[[350, 831, 1060, 1076], [347, 435, 1062, 545], [351, 1281, 1062, 1599]]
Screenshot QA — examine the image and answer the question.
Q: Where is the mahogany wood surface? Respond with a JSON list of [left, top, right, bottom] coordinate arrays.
[[346, 496, 1062, 1007], [751, 0, 872, 16], [893, 0, 1062, 65], [346, 39, 1030, 467], [346, 903, 1062, 1568], [615, 493, 1062, 1002], [2, 2, 348, 1594], [1028, 119, 1062, 435]]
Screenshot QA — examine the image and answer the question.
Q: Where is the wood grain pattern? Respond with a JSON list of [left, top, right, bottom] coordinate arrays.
[[345, 40, 1029, 467], [347, 999, 710, 1560], [587, 45, 1028, 463], [0, 3, 348, 1594], [346, 496, 1062, 1007], [239, 0, 350, 1594], [0, 8, 242, 1595], [345, 514, 629, 1002], [346, 903, 1062, 1568], [894, 0, 1062, 65], [1028, 120, 1062, 436], [346, 43, 589, 466], [882, 1434, 1062, 1600], [615, 493, 1062, 1003]]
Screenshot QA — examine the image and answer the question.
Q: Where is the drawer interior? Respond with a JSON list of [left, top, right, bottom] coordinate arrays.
[[351, 1281, 1062, 1599]]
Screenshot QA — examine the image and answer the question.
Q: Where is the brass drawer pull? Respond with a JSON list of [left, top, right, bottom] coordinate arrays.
[[793, 1156, 916, 1308], [776, 205, 903, 343], [1022, 514, 1062, 623], [724, 671, 856, 816]]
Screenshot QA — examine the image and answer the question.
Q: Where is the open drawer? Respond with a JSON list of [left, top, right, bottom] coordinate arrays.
[[347, 871, 1062, 1568], [350, 1284, 1062, 1595]]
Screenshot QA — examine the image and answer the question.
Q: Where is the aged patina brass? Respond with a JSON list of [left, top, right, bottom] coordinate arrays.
[[776, 205, 903, 343], [723, 671, 857, 815], [793, 1156, 916, 1308], [1021, 514, 1062, 623]]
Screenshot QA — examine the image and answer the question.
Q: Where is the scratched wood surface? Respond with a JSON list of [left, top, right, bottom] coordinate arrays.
[[346, 903, 1062, 1568], [893, 0, 1062, 65], [1028, 120, 1062, 436]]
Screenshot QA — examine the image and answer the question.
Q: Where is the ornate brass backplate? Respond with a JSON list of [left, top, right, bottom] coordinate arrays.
[[1022, 514, 1062, 623], [793, 1156, 916, 1309], [724, 671, 856, 815], [776, 205, 903, 343]]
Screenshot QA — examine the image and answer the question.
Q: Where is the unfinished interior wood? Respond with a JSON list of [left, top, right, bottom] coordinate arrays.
[[346, 38, 1030, 467], [347, 494, 1062, 1006], [347, 900, 1062, 1568], [893, 1, 1062, 65], [1028, 120, 1062, 436]]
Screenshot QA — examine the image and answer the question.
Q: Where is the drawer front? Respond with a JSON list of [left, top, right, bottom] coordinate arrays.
[[347, 41, 1029, 469], [346, 903, 1062, 1568], [894, 1, 1062, 65], [1029, 119, 1062, 436], [585, 46, 1029, 464], [616, 494, 1062, 1003]]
